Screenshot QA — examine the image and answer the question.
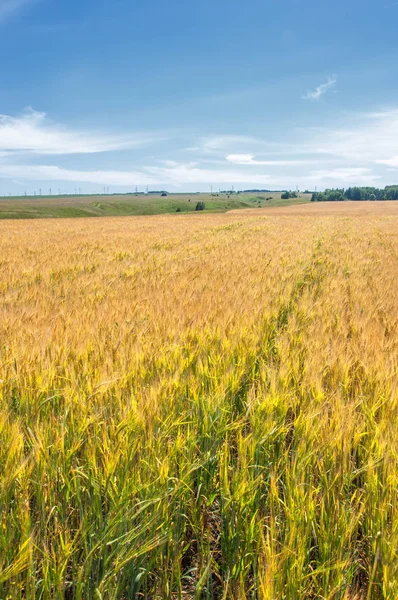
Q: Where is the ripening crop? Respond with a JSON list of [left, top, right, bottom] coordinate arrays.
[[0, 205, 398, 599]]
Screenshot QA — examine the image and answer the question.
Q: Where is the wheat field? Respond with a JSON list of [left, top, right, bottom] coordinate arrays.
[[1, 204, 398, 599]]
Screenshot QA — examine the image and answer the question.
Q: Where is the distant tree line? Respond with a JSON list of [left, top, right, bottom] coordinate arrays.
[[311, 186, 398, 202], [281, 191, 298, 200], [243, 189, 274, 193]]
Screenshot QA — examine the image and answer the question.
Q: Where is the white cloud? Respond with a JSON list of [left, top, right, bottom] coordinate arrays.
[[0, 164, 157, 186], [303, 109, 398, 165], [3, 105, 398, 191], [198, 135, 276, 156], [302, 77, 336, 101], [202, 135, 260, 152], [226, 153, 269, 165], [215, 109, 398, 171], [376, 156, 398, 167], [145, 161, 273, 185], [0, 159, 377, 189], [307, 167, 380, 185], [226, 153, 310, 166], [0, 161, 275, 186], [0, 160, 385, 191], [0, 0, 33, 21], [0, 108, 160, 155]]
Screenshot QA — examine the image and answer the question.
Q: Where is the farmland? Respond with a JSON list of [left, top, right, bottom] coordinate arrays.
[[0, 192, 310, 219], [0, 201, 398, 598]]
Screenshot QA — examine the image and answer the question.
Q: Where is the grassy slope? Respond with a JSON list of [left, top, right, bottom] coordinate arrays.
[[0, 192, 310, 219]]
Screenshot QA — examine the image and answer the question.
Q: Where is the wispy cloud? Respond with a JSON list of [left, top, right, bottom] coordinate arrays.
[[0, 161, 275, 186], [219, 109, 398, 168], [3, 105, 398, 191], [307, 167, 380, 185], [302, 77, 336, 101], [0, 108, 162, 155], [0, 0, 33, 22], [0, 164, 156, 186], [0, 160, 384, 190], [376, 156, 398, 167], [301, 109, 398, 165], [201, 135, 261, 152], [226, 153, 311, 167], [145, 161, 273, 185], [0, 159, 379, 189], [194, 135, 289, 161]]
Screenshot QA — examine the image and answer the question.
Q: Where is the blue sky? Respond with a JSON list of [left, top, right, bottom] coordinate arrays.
[[1, 0, 398, 194]]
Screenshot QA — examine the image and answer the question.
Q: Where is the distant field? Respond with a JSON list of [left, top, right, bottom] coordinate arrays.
[[0, 191, 310, 219], [1, 204, 398, 598], [232, 199, 398, 217]]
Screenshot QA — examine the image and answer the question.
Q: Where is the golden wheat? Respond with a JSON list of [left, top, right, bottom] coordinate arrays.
[[0, 205, 397, 599]]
